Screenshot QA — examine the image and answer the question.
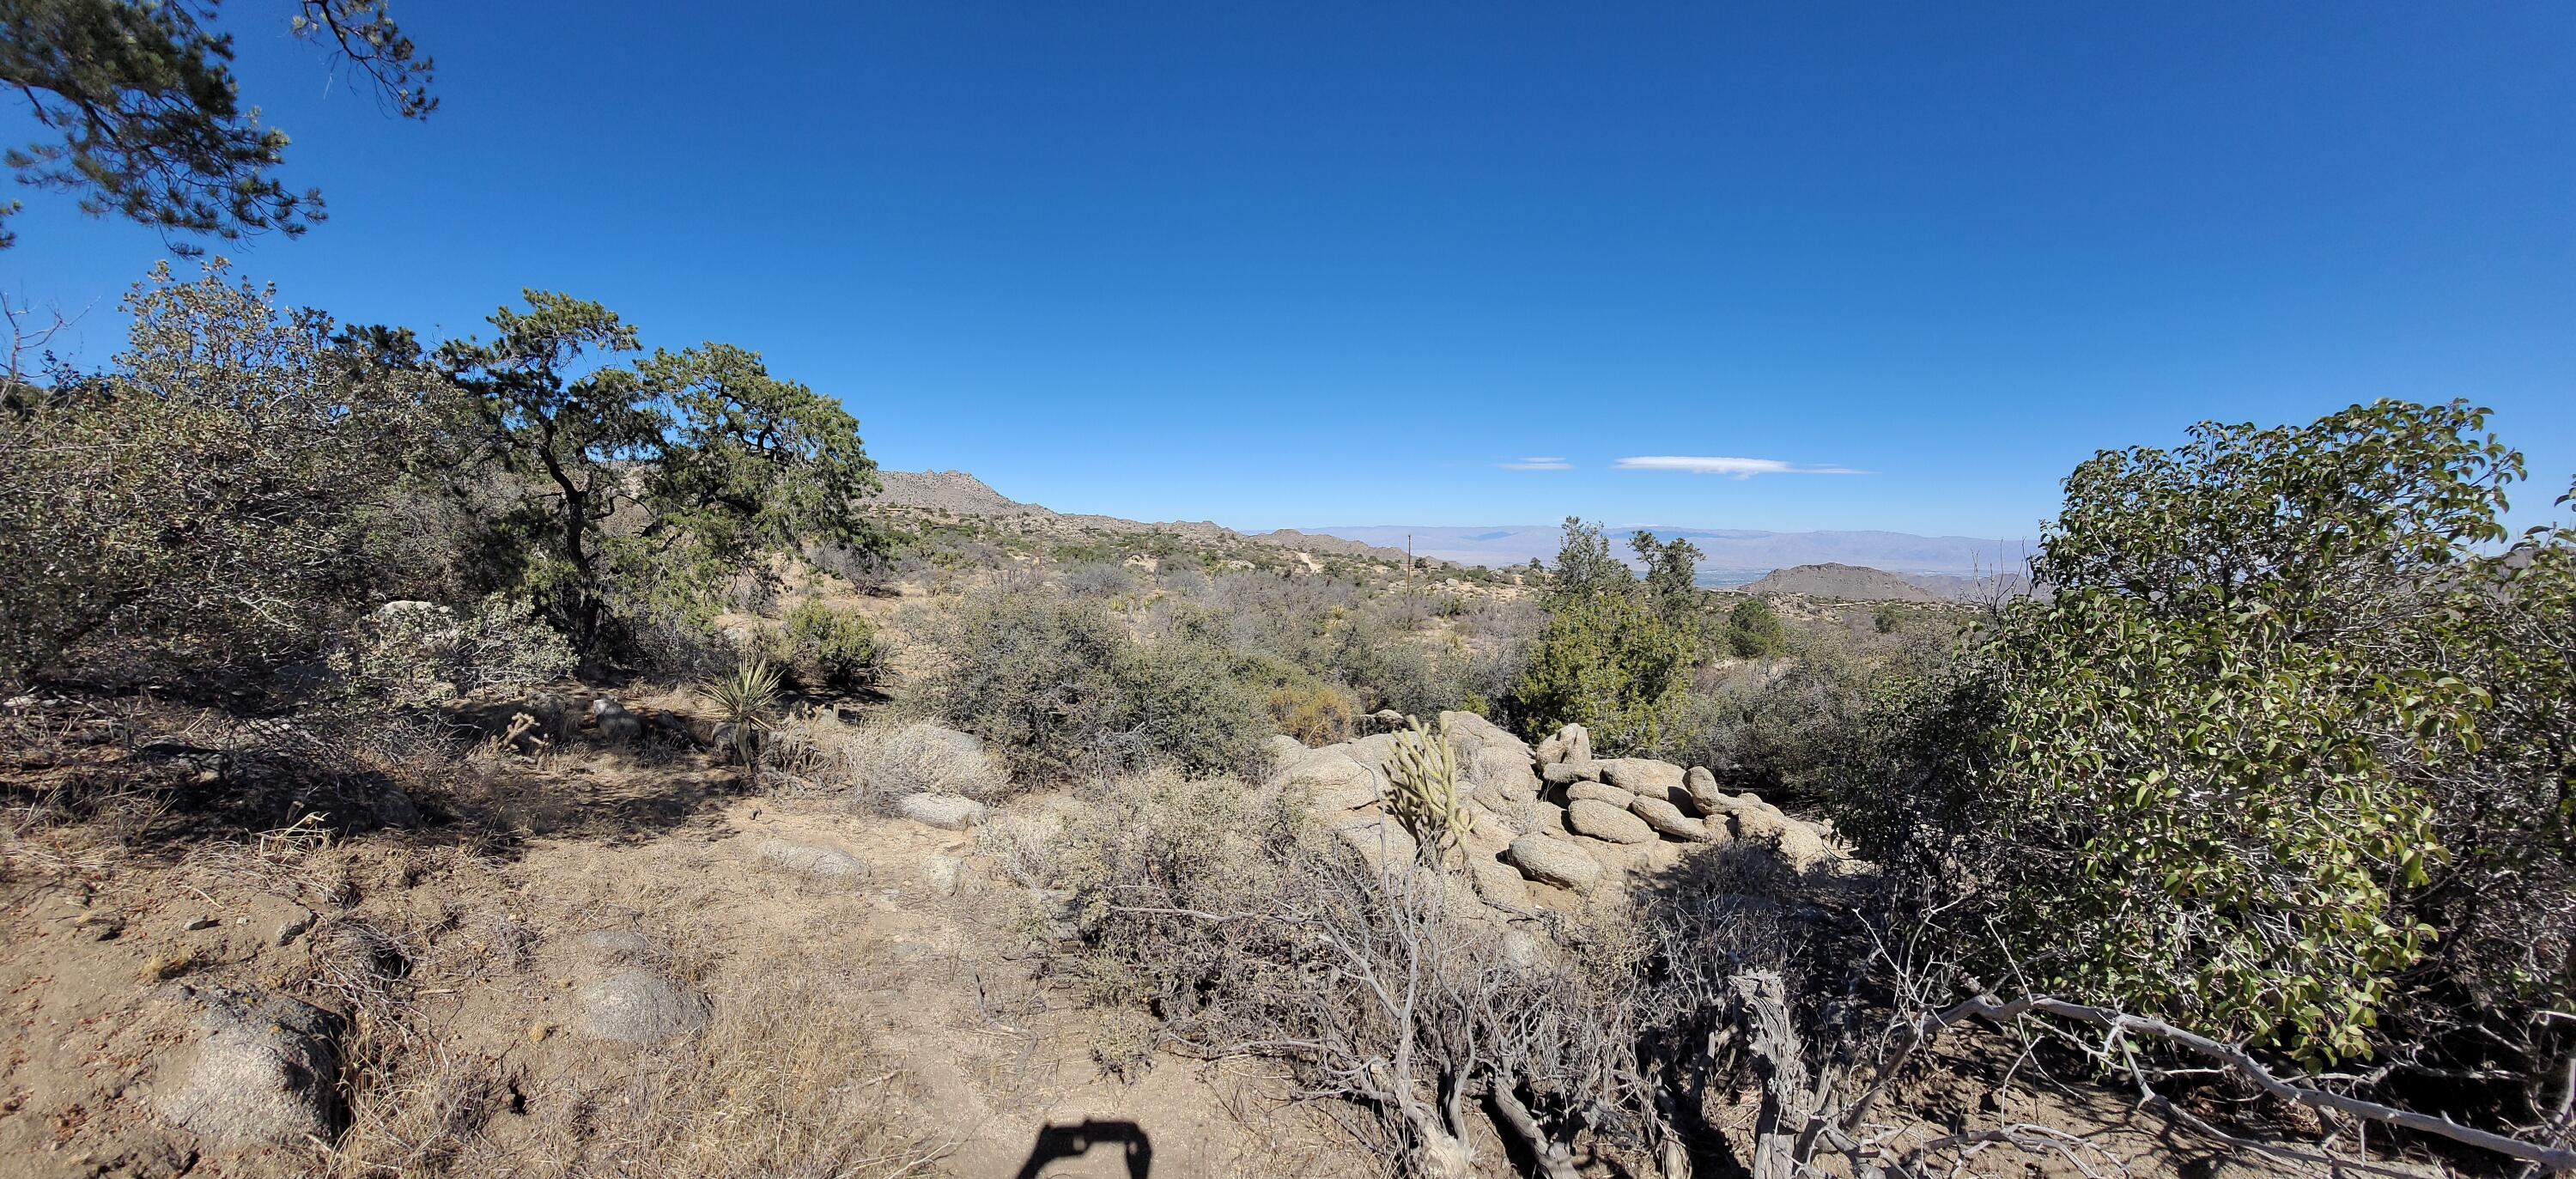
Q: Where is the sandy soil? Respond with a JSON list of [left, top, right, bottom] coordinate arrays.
[[0, 730, 1364, 1179]]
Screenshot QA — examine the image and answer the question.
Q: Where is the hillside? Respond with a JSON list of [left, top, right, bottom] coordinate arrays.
[[1300, 523, 2031, 580], [1741, 562, 1942, 601], [872, 469, 1033, 515], [866, 470, 1456, 572]]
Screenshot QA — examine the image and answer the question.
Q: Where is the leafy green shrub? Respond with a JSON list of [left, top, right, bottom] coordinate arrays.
[[1510, 586, 1692, 755], [909, 589, 1268, 781], [1844, 400, 2572, 1072], [1665, 618, 1959, 795], [1504, 520, 1698, 754], [1, 262, 428, 685], [1721, 598, 1788, 659], [1323, 621, 1472, 719], [1115, 636, 1275, 779], [781, 598, 878, 693]]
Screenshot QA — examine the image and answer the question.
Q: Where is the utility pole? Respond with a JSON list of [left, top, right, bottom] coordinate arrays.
[[1406, 534, 1415, 593]]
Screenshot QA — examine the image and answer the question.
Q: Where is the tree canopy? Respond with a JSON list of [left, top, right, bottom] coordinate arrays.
[[1837, 399, 2573, 1071], [0, 260, 429, 683], [1510, 518, 1697, 752], [422, 292, 882, 662], [0, 0, 434, 251]]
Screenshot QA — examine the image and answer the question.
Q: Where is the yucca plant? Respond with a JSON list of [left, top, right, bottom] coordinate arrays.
[[702, 657, 784, 790], [1386, 714, 1473, 869]]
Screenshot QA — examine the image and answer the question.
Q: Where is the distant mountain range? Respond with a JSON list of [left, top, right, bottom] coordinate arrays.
[[869, 471, 1442, 567], [1294, 524, 2035, 586], [866, 471, 2038, 599]]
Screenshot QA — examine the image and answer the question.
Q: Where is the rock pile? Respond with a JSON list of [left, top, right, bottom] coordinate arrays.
[[1273, 714, 1844, 915]]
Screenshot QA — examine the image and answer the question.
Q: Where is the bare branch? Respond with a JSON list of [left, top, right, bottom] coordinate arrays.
[[1921, 992, 2576, 1172]]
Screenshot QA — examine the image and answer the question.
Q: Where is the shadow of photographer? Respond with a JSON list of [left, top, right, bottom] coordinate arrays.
[[1010, 1118, 1153, 1179]]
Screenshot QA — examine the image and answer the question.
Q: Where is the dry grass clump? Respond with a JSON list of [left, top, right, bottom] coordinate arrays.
[[323, 961, 937, 1179], [780, 712, 1009, 806], [575, 972, 936, 1179], [308, 847, 938, 1179]]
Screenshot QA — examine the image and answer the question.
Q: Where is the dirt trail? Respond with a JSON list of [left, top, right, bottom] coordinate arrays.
[[0, 741, 1361, 1179], [531, 797, 1356, 1176]]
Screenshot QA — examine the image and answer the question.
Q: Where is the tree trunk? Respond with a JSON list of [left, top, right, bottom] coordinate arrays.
[[1728, 973, 1820, 1179], [1490, 1079, 1585, 1179]]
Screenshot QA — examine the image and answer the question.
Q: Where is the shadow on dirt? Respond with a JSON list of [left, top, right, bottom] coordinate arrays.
[[0, 685, 756, 871], [1011, 1119, 1153, 1179]]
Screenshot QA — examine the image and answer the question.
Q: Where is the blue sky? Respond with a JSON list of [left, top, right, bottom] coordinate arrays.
[[6, 2, 2571, 538]]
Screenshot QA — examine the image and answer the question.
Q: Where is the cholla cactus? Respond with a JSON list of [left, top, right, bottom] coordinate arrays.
[[1385, 714, 1473, 867]]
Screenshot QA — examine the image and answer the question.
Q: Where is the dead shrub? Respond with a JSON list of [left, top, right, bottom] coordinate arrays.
[[778, 713, 1009, 806], [1035, 769, 1669, 1176]]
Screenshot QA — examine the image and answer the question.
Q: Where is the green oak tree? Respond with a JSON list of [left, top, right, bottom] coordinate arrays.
[[422, 293, 881, 664], [1838, 400, 2572, 1073], [0, 260, 429, 684]]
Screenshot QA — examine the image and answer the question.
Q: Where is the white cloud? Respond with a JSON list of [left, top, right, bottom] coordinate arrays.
[[1496, 457, 1573, 471], [1613, 455, 1865, 478]]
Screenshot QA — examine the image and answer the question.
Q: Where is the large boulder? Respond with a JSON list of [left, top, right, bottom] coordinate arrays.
[[1468, 856, 1534, 911], [1724, 797, 1836, 871], [1263, 733, 1310, 776], [575, 969, 708, 1044], [1683, 766, 1723, 815], [1564, 781, 1636, 809], [1541, 760, 1603, 787], [1331, 813, 1420, 872], [1340, 731, 1400, 774], [1630, 795, 1710, 842], [1598, 758, 1686, 793], [1467, 791, 1520, 834], [1286, 752, 1382, 811], [1459, 796, 1519, 852], [1565, 799, 1655, 845], [1570, 832, 1650, 872], [158, 990, 342, 1148], [1466, 744, 1541, 802], [1475, 795, 1567, 843], [1534, 724, 1592, 767], [1438, 710, 1533, 761], [1504, 835, 1601, 891], [895, 792, 988, 830]]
